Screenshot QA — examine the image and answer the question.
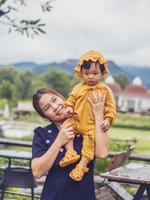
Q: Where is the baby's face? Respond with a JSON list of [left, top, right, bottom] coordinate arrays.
[[81, 62, 102, 86]]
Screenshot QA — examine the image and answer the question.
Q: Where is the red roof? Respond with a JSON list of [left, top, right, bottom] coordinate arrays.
[[122, 84, 150, 97]]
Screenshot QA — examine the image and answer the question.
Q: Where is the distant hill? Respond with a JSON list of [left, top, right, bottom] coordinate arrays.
[[0, 59, 150, 89], [120, 65, 150, 89], [14, 62, 39, 73]]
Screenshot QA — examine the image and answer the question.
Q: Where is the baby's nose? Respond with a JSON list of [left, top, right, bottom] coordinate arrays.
[[88, 74, 94, 78]]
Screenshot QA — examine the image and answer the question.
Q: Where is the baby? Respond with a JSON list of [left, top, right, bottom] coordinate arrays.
[[59, 50, 116, 181]]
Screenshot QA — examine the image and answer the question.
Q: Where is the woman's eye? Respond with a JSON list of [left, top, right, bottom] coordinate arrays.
[[44, 106, 50, 111], [53, 98, 56, 102]]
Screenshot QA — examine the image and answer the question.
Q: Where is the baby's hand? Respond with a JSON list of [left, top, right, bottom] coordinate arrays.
[[100, 118, 111, 132], [65, 106, 74, 118]]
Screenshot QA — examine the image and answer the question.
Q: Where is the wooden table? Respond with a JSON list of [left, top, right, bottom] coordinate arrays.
[[101, 163, 150, 200]]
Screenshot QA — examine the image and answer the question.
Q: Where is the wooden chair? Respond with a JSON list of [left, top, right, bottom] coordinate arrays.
[[108, 145, 135, 171], [0, 166, 37, 200]]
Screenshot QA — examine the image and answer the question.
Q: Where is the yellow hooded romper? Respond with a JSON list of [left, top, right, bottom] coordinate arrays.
[[63, 50, 116, 161]]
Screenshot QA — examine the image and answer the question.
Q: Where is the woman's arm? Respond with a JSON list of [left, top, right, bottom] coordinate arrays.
[[88, 90, 109, 158], [95, 112, 109, 158], [31, 125, 74, 179]]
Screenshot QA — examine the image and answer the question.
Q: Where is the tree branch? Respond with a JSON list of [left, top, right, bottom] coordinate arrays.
[[0, 0, 53, 37]]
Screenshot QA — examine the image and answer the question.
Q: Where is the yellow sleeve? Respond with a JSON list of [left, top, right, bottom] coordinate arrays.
[[104, 86, 116, 124], [65, 84, 80, 108]]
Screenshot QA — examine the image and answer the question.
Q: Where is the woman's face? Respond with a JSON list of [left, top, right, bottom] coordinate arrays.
[[38, 93, 66, 122]]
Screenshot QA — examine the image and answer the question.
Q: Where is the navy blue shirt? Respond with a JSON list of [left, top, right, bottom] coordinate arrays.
[[32, 123, 95, 200]]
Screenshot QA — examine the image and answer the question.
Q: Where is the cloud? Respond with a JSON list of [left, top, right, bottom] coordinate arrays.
[[0, 0, 150, 67]]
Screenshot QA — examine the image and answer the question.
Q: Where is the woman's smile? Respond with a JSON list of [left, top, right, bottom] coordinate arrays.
[[56, 106, 64, 115]]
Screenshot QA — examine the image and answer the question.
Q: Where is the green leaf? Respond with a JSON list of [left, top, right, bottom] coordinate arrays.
[[0, 0, 7, 7], [38, 23, 45, 27], [33, 30, 39, 35], [24, 28, 29, 37], [20, 20, 28, 25], [32, 19, 41, 24], [37, 27, 46, 34]]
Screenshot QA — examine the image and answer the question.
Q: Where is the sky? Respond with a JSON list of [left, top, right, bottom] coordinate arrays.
[[0, 0, 150, 67]]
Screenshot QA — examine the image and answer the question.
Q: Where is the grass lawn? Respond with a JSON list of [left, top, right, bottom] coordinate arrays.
[[109, 127, 150, 156]]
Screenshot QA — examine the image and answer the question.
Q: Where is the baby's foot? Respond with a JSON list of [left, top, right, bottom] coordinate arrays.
[[59, 149, 80, 167]]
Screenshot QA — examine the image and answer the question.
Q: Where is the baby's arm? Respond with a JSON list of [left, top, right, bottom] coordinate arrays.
[[100, 118, 111, 132], [65, 85, 80, 117]]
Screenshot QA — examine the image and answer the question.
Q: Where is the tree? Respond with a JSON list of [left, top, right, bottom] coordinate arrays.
[[0, 0, 53, 37], [43, 68, 79, 98], [0, 66, 20, 83], [113, 73, 130, 89], [0, 67, 33, 100], [0, 80, 14, 99], [14, 71, 33, 99]]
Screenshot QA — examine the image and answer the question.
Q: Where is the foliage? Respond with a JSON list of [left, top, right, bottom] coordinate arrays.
[[0, 80, 14, 99], [95, 112, 150, 174], [109, 127, 150, 156], [0, 0, 53, 37], [94, 158, 110, 175], [14, 71, 33, 99], [0, 66, 20, 82], [43, 68, 79, 98], [113, 73, 130, 89], [0, 98, 8, 108], [0, 67, 33, 100], [114, 112, 150, 129], [0, 66, 80, 100], [95, 135, 132, 175], [4, 193, 39, 200]]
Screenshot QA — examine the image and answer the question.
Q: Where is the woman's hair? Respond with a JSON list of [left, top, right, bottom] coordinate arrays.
[[32, 88, 64, 119], [81, 60, 105, 75]]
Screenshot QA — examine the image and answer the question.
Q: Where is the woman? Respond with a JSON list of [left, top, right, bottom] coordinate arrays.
[[32, 88, 108, 200]]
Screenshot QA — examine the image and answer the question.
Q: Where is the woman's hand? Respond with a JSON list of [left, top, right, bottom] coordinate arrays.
[[87, 90, 107, 118], [57, 124, 75, 147], [32, 124, 75, 179]]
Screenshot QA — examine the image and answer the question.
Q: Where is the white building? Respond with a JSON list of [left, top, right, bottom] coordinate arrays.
[[117, 77, 150, 113], [105, 76, 122, 109]]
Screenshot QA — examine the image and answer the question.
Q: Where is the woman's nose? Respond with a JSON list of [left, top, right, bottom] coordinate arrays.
[[51, 102, 58, 111]]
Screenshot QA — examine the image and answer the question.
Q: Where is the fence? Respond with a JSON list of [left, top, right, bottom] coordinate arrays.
[[0, 138, 150, 199]]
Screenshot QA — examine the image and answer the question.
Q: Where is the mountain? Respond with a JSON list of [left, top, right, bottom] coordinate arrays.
[[108, 61, 125, 75], [0, 60, 150, 89], [13, 62, 39, 72], [41, 59, 77, 75], [6, 59, 78, 75], [120, 65, 150, 88]]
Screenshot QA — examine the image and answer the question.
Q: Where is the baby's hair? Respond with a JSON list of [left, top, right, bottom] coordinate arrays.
[[81, 60, 105, 75]]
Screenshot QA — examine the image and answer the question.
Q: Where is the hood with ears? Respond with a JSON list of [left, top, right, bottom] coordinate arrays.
[[75, 50, 109, 77]]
